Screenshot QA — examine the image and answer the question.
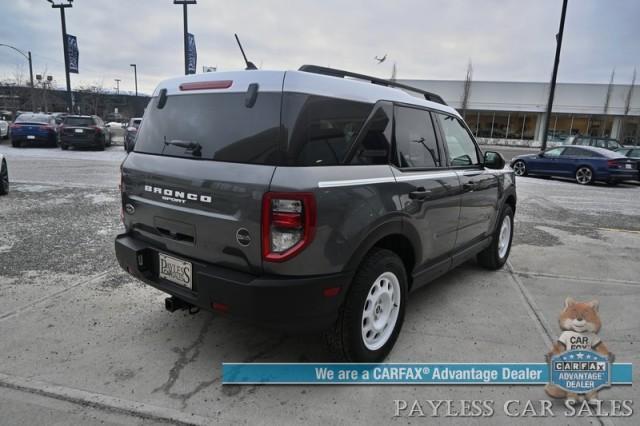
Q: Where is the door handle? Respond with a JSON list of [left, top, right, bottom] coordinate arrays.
[[463, 180, 477, 191], [409, 187, 431, 201]]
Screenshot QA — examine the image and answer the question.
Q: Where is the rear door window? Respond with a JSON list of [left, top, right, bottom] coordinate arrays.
[[134, 92, 282, 164], [394, 106, 441, 168], [561, 147, 585, 156]]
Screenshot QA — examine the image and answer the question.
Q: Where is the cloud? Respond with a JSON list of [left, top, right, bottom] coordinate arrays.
[[1, 0, 638, 95]]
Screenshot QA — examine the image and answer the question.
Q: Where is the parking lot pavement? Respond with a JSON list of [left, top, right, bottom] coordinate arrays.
[[0, 151, 638, 424]]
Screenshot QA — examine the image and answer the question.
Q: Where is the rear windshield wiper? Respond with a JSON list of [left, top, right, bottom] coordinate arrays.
[[163, 137, 202, 157]]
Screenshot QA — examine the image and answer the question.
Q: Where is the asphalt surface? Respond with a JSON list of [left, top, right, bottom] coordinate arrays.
[[0, 142, 638, 425]]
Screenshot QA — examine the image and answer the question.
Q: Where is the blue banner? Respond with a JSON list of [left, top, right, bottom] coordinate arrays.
[[222, 363, 633, 385], [186, 32, 197, 74], [66, 34, 78, 73]]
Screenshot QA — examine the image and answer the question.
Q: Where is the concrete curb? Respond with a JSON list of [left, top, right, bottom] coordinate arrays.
[[0, 372, 213, 426]]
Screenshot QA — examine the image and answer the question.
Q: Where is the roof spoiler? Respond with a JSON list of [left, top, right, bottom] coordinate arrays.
[[298, 64, 447, 105]]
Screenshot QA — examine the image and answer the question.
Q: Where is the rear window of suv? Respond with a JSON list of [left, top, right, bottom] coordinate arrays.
[[64, 117, 94, 126], [134, 92, 282, 165]]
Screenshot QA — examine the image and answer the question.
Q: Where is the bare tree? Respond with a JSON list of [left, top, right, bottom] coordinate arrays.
[[602, 68, 615, 136], [461, 60, 473, 119], [624, 67, 636, 116], [620, 68, 637, 143]]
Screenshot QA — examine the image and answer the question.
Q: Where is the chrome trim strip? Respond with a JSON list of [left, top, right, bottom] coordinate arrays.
[[318, 177, 396, 188], [395, 171, 459, 181]]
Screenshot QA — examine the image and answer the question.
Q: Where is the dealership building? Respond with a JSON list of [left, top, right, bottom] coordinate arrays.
[[400, 79, 640, 146]]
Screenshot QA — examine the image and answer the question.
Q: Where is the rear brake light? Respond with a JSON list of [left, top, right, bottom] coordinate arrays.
[[262, 192, 316, 262], [179, 80, 233, 91], [607, 160, 619, 168], [10, 124, 20, 129]]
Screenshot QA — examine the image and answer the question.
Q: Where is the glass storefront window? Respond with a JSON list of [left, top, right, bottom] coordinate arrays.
[[621, 117, 640, 145], [477, 113, 494, 137]]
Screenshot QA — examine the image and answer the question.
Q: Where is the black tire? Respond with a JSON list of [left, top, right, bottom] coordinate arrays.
[[106, 133, 112, 146], [60, 144, 68, 150], [325, 248, 407, 362], [575, 166, 593, 185], [0, 160, 8, 195], [477, 204, 514, 270], [512, 160, 527, 176], [11, 139, 20, 148], [97, 137, 106, 151]]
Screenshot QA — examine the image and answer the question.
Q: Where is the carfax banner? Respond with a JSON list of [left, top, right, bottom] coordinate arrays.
[[222, 362, 632, 385]]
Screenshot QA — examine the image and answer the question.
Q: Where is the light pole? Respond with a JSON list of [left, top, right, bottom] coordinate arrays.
[[114, 79, 121, 95], [173, 0, 197, 75], [540, 0, 568, 151], [48, 0, 74, 113], [0, 44, 35, 111], [130, 64, 138, 97]]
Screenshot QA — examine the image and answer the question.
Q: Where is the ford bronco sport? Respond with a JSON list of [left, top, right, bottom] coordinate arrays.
[[115, 65, 516, 362]]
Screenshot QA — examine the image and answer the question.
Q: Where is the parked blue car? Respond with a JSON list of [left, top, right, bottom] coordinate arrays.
[[510, 145, 639, 185], [10, 113, 58, 147]]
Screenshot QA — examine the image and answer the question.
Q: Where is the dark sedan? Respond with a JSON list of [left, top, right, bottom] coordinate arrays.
[[510, 145, 638, 185], [9, 113, 58, 147], [59, 115, 111, 150]]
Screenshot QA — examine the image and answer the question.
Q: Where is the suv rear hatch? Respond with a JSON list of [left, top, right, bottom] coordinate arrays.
[[122, 71, 285, 274], [62, 116, 97, 140]]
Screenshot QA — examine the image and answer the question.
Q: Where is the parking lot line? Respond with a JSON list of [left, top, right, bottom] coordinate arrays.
[[0, 271, 110, 323], [0, 372, 212, 426], [510, 270, 640, 287], [505, 261, 554, 348]]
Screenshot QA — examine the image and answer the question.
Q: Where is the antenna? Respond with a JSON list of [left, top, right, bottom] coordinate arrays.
[[234, 34, 257, 70]]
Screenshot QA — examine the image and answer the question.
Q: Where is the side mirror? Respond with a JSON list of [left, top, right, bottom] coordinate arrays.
[[483, 151, 505, 169]]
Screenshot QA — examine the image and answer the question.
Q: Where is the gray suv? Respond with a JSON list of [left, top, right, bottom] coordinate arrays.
[[115, 66, 516, 362]]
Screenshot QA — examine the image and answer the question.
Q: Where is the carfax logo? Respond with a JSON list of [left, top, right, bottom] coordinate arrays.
[[550, 350, 610, 394], [545, 297, 615, 403]]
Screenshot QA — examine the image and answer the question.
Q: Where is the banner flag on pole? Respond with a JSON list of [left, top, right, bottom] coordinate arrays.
[[66, 34, 79, 74], [187, 33, 197, 74]]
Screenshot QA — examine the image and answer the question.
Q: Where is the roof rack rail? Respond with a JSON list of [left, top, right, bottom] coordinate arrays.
[[298, 64, 447, 105]]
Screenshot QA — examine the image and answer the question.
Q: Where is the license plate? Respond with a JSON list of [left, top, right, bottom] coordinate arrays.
[[27, 135, 35, 140], [75, 129, 84, 133], [625, 164, 632, 169], [159, 253, 192, 288]]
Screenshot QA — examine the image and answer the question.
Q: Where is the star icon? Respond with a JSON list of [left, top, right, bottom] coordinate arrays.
[[586, 354, 591, 359], [576, 353, 585, 359], [569, 355, 574, 359]]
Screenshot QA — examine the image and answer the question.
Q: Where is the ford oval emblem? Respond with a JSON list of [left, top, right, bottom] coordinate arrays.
[[125, 203, 135, 215], [236, 228, 251, 246]]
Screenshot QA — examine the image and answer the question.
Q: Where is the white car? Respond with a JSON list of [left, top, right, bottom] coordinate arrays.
[[0, 154, 8, 195], [0, 120, 8, 139]]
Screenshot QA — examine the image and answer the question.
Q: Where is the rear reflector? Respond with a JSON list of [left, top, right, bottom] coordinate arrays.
[[212, 302, 229, 313], [179, 80, 233, 91], [323, 287, 341, 298]]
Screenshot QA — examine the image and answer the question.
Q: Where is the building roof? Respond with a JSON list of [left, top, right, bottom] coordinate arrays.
[[398, 79, 640, 116]]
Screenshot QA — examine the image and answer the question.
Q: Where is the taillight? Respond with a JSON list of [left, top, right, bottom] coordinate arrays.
[[607, 160, 619, 168], [10, 124, 20, 130], [92, 125, 102, 134], [262, 192, 316, 262]]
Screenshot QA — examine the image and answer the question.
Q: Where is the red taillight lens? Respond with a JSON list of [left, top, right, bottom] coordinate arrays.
[[10, 124, 20, 129], [92, 125, 102, 134], [607, 160, 619, 168], [262, 192, 316, 262]]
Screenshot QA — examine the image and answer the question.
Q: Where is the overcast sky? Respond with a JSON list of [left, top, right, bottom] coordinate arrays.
[[1, 0, 638, 95]]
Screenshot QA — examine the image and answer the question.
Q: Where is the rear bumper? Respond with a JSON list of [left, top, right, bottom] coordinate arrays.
[[114, 233, 350, 332], [61, 136, 101, 147], [603, 169, 639, 181], [11, 133, 55, 143]]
